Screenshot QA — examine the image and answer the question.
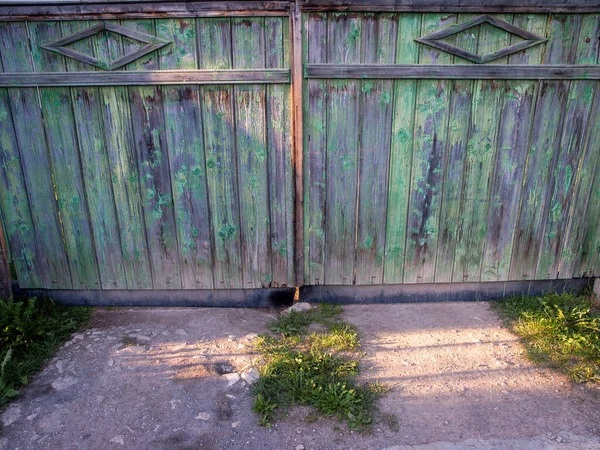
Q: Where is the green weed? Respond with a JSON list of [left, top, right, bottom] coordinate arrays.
[[493, 292, 600, 383], [252, 303, 387, 430], [0, 297, 91, 407]]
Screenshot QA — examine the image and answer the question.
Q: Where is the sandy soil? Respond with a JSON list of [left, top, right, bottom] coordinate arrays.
[[2, 302, 600, 450]]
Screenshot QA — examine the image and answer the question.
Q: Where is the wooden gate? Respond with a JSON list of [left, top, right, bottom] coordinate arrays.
[[0, 2, 296, 301], [302, 4, 600, 289], [1, 1, 600, 305]]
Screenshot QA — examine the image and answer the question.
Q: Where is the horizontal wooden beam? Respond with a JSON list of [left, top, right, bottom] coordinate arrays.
[[0, 69, 291, 87], [300, 0, 600, 12], [305, 64, 600, 80], [0, 1, 290, 20]]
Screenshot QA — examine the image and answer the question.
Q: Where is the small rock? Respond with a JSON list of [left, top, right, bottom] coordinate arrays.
[[226, 394, 236, 400], [282, 302, 312, 315], [130, 334, 151, 342], [27, 413, 38, 421], [195, 412, 210, 421], [107, 358, 114, 367], [55, 360, 66, 374], [110, 435, 125, 445], [1, 405, 21, 426], [223, 373, 240, 386], [243, 333, 258, 341], [296, 445, 305, 450], [231, 421, 240, 428], [73, 333, 85, 340], [51, 376, 78, 391], [241, 368, 260, 385], [175, 329, 188, 336]]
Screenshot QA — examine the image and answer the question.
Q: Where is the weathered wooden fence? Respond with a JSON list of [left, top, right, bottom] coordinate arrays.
[[302, 8, 600, 287], [0, 0, 598, 304], [0, 9, 295, 294]]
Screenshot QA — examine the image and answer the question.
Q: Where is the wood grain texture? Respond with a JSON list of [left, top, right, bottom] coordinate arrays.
[[354, 13, 396, 285], [324, 12, 361, 285], [403, 14, 453, 284], [560, 15, 600, 278], [451, 16, 510, 282], [199, 18, 243, 288], [303, 65, 600, 79], [159, 19, 214, 289], [383, 13, 420, 284], [126, 20, 181, 289], [299, 0, 600, 13], [433, 13, 477, 283], [481, 14, 545, 282], [64, 20, 128, 289], [266, 16, 294, 287], [0, 23, 44, 288], [0, 88, 43, 288], [571, 89, 600, 277], [31, 21, 101, 289], [232, 17, 272, 288], [509, 15, 578, 281], [303, 12, 327, 285], [0, 2, 290, 22]]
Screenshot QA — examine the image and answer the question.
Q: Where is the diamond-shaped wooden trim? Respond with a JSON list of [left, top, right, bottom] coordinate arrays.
[[41, 22, 171, 71], [415, 15, 547, 64]]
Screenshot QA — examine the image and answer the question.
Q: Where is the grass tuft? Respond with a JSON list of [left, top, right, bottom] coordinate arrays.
[[493, 292, 600, 383], [252, 303, 387, 429], [0, 297, 91, 407]]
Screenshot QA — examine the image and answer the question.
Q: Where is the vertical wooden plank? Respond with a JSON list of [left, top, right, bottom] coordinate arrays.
[[481, 14, 546, 282], [125, 19, 181, 289], [92, 28, 152, 289], [536, 14, 593, 279], [198, 18, 243, 288], [536, 80, 595, 279], [572, 91, 600, 277], [433, 13, 478, 283], [383, 13, 420, 284], [0, 88, 43, 288], [0, 22, 33, 74], [354, 13, 396, 285], [291, 2, 303, 287], [232, 17, 272, 288], [265, 16, 294, 287], [157, 19, 214, 289], [0, 22, 70, 289], [559, 14, 600, 278], [324, 12, 361, 285], [0, 24, 43, 289], [452, 15, 511, 282], [403, 13, 453, 284], [509, 15, 578, 281], [304, 12, 328, 285], [62, 20, 127, 289], [30, 21, 101, 288], [0, 217, 11, 298]]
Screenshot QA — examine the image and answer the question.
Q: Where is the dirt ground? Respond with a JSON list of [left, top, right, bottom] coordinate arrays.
[[2, 302, 600, 450]]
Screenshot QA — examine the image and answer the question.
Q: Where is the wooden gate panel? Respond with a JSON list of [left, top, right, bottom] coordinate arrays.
[[303, 11, 600, 286], [0, 15, 294, 291]]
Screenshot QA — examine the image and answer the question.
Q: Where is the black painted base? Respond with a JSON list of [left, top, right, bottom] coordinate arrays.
[[14, 285, 296, 308], [14, 278, 593, 307], [300, 278, 593, 304]]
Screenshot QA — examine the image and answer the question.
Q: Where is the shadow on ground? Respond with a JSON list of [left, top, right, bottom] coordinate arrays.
[[2, 303, 600, 450]]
